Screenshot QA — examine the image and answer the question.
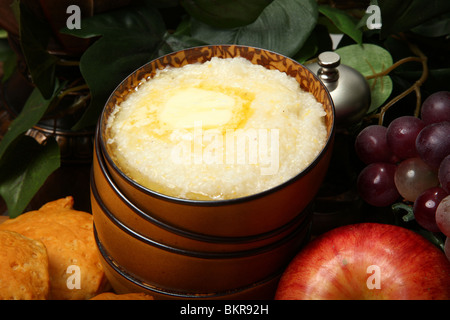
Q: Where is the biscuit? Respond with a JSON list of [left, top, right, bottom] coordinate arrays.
[[0, 196, 108, 299], [0, 230, 50, 300], [90, 292, 154, 300]]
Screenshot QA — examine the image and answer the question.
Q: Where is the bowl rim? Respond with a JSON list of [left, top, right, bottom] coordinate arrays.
[[98, 44, 335, 206], [95, 230, 282, 299], [92, 135, 313, 244]]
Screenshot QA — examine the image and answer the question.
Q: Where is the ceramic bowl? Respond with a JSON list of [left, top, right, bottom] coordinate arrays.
[[96, 45, 335, 238], [95, 231, 282, 300], [91, 44, 335, 297], [92, 196, 311, 293], [91, 132, 313, 253]]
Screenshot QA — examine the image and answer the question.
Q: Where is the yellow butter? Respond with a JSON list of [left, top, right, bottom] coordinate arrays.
[[159, 87, 237, 129]]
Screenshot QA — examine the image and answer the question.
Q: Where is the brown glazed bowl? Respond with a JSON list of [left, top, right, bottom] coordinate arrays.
[[92, 197, 311, 294], [91, 133, 313, 253], [97, 44, 335, 238], [95, 230, 282, 300]]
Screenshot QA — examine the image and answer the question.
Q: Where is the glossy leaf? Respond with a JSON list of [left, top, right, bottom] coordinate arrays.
[[395, 68, 450, 94], [0, 39, 11, 60], [11, 0, 58, 99], [0, 84, 62, 217], [0, 85, 61, 159], [293, 24, 333, 63], [335, 44, 393, 113], [181, 0, 274, 28], [411, 11, 450, 37], [318, 5, 362, 44], [190, 0, 318, 57], [0, 39, 16, 83], [0, 136, 60, 218], [160, 32, 207, 53], [379, 0, 450, 38]]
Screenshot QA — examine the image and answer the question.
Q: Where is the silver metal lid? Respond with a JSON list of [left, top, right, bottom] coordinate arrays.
[[307, 51, 371, 129]]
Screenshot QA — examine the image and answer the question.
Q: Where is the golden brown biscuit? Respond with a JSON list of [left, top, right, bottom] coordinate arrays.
[[0, 196, 108, 300], [90, 292, 154, 300], [0, 230, 50, 300]]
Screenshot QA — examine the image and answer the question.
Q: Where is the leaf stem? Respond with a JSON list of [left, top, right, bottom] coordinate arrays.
[[45, 84, 89, 116], [55, 59, 80, 67], [365, 56, 423, 80], [373, 40, 428, 126], [57, 84, 89, 101], [392, 202, 415, 222]]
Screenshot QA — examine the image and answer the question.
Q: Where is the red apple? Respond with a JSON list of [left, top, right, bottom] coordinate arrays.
[[275, 223, 450, 300]]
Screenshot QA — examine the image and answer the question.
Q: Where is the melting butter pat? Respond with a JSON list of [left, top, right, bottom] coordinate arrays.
[[159, 87, 238, 129]]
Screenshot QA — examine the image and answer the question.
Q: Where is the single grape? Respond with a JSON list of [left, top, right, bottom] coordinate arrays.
[[357, 162, 399, 207], [386, 116, 425, 159], [436, 195, 450, 237], [415, 121, 450, 169], [439, 155, 450, 193], [445, 237, 450, 262], [394, 157, 439, 202], [413, 187, 448, 233], [355, 125, 397, 165], [420, 91, 450, 124]]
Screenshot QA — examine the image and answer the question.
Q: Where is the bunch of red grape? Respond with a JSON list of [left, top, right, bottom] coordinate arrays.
[[355, 91, 450, 260]]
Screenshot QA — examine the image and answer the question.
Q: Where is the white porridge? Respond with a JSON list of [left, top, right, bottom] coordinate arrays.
[[106, 57, 327, 200]]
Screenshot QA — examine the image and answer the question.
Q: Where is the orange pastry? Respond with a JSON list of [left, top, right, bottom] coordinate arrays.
[[0, 196, 108, 299], [0, 230, 50, 300]]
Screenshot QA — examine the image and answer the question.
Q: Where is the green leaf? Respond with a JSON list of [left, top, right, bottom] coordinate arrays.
[[379, 0, 450, 38], [0, 39, 16, 83], [411, 11, 450, 37], [63, 2, 203, 130], [395, 67, 450, 94], [0, 136, 60, 218], [181, 0, 274, 28], [161, 32, 208, 53], [0, 52, 16, 84], [0, 85, 61, 159], [0, 39, 11, 60], [12, 0, 58, 99], [318, 5, 363, 44], [335, 44, 393, 113], [293, 24, 333, 63], [190, 0, 318, 57]]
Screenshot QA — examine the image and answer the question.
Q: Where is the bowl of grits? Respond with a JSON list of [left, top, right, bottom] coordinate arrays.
[[91, 45, 334, 297], [95, 45, 335, 237]]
